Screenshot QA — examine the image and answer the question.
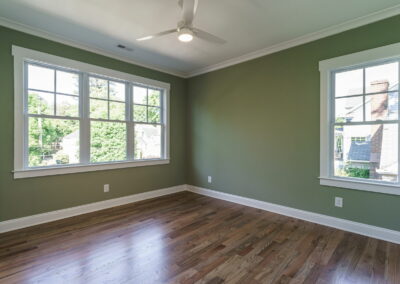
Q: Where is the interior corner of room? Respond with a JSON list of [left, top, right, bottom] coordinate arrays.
[[1, 1, 400, 282]]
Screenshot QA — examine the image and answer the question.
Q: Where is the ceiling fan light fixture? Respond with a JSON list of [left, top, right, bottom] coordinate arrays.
[[178, 28, 193, 42]]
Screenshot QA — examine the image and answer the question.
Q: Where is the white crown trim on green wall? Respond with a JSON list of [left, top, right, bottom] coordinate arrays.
[[1, 4, 400, 78], [188, 4, 400, 77], [0, 16, 187, 78]]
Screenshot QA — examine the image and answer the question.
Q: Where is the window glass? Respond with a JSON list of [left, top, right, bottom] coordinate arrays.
[[110, 101, 125, 120], [56, 95, 79, 117], [28, 117, 79, 167], [90, 121, 126, 162], [334, 124, 398, 182], [333, 61, 399, 183], [133, 86, 147, 104], [365, 62, 398, 94], [148, 89, 161, 106], [90, 99, 108, 119], [89, 77, 126, 121], [89, 77, 108, 99], [335, 96, 363, 123], [335, 69, 363, 97], [134, 124, 161, 159], [56, 71, 79, 95], [28, 91, 54, 115], [28, 65, 54, 92], [109, 81, 125, 101], [132, 86, 162, 124], [365, 93, 398, 121]]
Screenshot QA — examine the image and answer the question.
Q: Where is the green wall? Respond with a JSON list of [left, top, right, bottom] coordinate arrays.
[[0, 26, 187, 221], [187, 15, 400, 231]]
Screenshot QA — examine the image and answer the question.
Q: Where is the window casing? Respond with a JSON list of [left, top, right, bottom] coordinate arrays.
[[13, 46, 170, 179], [320, 42, 400, 195]]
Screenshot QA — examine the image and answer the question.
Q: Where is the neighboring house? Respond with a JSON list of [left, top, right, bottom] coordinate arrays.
[[55, 130, 79, 164]]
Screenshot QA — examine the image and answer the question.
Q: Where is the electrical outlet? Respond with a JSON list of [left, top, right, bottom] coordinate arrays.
[[104, 184, 110, 193], [335, 197, 343, 208], [208, 176, 212, 183]]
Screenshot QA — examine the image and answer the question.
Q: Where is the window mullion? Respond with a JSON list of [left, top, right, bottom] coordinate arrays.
[[160, 89, 165, 159], [54, 69, 57, 116], [23, 61, 29, 169], [127, 83, 134, 160], [330, 71, 336, 177], [107, 81, 110, 120], [398, 61, 400, 185], [362, 68, 366, 122], [80, 72, 90, 164]]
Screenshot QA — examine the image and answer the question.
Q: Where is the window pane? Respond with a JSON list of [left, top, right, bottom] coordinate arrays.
[[335, 96, 363, 122], [56, 95, 79, 117], [28, 91, 54, 115], [90, 121, 126, 162], [334, 124, 398, 182], [335, 69, 363, 97], [148, 107, 160, 123], [133, 86, 147, 104], [148, 89, 160, 106], [89, 77, 108, 99], [56, 71, 79, 95], [365, 92, 398, 121], [133, 104, 147, 122], [28, 117, 79, 167], [28, 64, 55, 92], [110, 101, 125, 120], [109, 81, 125, 101], [90, 99, 108, 119], [134, 124, 161, 159], [365, 62, 398, 94]]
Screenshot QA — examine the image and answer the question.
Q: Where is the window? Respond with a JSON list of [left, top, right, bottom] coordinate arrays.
[[320, 43, 400, 195], [13, 46, 170, 178]]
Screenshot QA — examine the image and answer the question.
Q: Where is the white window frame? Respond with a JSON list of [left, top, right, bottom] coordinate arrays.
[[12, 46, 170, 179], [319, 42, 400, 195]]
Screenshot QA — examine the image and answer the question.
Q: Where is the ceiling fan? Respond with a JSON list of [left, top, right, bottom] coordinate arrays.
[[137, 0, 226, 44]]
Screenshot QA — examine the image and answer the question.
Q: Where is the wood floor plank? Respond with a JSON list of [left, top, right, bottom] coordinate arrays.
[[0, 191, 399, 284]]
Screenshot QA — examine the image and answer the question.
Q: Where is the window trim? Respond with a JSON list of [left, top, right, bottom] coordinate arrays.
[[12, 46, 170, 179], [319, 42, 400, 195]]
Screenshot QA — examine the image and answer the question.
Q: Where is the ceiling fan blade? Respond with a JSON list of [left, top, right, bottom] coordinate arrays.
[[181, 0, 198, 25], [137, 29, 177, 41], [193, 28, 226, 44]]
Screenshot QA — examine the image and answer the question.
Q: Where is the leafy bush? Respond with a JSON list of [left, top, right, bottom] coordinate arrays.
[[344, 167, 370, 178]]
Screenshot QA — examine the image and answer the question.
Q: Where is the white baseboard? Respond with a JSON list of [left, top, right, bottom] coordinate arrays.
[[187, 185, 400, 244], [0, 185, 186, 233], [2, 184, 400, 245]]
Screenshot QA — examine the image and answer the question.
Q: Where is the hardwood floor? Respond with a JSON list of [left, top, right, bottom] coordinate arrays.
[[0, 191, 399, 284]]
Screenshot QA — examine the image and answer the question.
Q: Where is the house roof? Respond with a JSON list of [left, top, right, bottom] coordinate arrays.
[[348, 140, 370, 162]]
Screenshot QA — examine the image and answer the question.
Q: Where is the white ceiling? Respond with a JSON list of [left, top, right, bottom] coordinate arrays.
[[1, 0, 400, 77]]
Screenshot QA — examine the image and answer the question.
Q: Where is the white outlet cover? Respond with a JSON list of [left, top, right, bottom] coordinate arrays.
[[335, 197, 343, 208], [208, 176, 212, 183], [104, 184, 110, 192]]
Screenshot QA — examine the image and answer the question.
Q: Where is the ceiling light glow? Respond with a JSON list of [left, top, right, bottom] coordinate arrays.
[[178, 28, 193, 42]]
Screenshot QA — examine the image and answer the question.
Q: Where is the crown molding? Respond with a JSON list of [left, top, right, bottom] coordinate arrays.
[[187, 4, 400, 78], [0, 16, 188, 78], [2, 3, 400, 79]]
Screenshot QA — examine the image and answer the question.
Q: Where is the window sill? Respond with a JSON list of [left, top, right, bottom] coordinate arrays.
[[319, 176, 400, 196], [13, 159, 170, 179]]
